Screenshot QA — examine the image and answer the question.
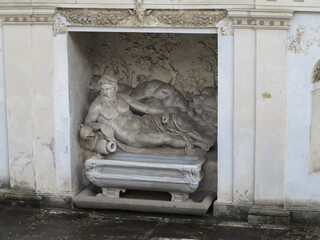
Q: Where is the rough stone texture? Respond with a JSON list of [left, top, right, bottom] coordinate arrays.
[[248, 207, 290, 225], [290, 208, 320, 225], [0, 189, 73, 209], [1, 205, 320, 240], [213, 201, 251, 221]]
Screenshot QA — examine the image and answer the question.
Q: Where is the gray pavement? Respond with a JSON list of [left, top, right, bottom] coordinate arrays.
[[1, 206, 320, 240]]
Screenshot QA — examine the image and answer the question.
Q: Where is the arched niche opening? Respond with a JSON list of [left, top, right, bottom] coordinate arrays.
[[309, 60, 320, 173]]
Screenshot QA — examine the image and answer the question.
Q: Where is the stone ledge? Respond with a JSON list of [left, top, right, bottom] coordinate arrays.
[[73, 185, 216, 216], [213, 201, 252, 221], [0, 189, 72, 209], [289, 207, 320, 225], [248, 206, 290, 225]]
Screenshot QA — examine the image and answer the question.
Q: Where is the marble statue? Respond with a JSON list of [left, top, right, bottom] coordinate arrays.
[[80, 74, 216, 156], [130, 80, 217, 140], [80, 73, 217, 203]]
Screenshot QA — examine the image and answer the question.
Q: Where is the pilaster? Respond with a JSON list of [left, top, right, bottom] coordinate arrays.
[[228, 9, 293, 224], [0, 18, 9, 188], [0, 8, 63, 193]]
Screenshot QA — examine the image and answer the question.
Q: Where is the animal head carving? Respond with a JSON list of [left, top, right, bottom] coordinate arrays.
[[129, 0, 153, 22]]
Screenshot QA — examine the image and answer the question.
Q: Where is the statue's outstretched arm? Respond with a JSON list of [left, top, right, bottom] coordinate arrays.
[[118, 93, 165, 115]]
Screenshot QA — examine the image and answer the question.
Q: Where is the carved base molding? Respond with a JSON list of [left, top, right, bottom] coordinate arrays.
[[73, 185, 216, 216]]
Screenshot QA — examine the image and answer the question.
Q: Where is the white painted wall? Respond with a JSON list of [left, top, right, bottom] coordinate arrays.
[[255, 29, 288, 207], [53, 33, 72, 193], [2, 23, 73, 195], [217, 27, 234, 203], [286, 12, 320, 208], [67, 32, 93, 193], [232, 28, 255, 205], [0, 20, 9, 188], [3, 24, 36, 191]]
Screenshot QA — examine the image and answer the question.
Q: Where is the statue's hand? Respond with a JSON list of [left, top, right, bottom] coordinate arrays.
[[100, 125, 115, 140], [80, 125, 95, 140], [162, 110, 170, 124]]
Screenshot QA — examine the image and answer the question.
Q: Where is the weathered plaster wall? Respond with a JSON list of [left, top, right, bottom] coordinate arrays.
[[216, 26, 234, 203], [0, 19, 9, 188], [286, 12, 320, 208], [1, 20, 77, 196], [3, 24, 58, 192], [53, 32, 72, 194], [68, 32, 93, 193]]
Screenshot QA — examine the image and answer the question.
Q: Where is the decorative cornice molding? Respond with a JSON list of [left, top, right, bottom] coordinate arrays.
[[0, 7, 229, 33], [57, 8, 228, 28], [0, 7, 55, 24], [228, 9, 293, 30], [2, 16, 53, 24]]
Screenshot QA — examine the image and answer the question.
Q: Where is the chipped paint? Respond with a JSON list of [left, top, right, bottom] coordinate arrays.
[[262, 92, 272, 99], [10, 151, 36, 190], [287, 25, 320, 55], [41, 138, 55, 168]]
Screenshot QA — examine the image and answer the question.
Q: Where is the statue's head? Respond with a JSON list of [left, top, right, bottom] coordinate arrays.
[[99, 74, 118, 99]]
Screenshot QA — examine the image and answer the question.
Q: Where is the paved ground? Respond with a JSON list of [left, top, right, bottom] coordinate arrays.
[[1, 206, 320, 240]]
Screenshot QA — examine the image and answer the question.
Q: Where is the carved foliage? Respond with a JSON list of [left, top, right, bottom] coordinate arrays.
[[59, 9, 130, 26], [151, 10, 227, 27], [53, 13, 67, 36], [93, 33, 217, 97], [58, 8, 227, 27]]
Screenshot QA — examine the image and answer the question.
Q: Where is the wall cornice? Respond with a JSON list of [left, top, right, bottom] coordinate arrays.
[[0, 1, 319, 12], [228, 9, 294, 30], [0, 7, 56, 24]]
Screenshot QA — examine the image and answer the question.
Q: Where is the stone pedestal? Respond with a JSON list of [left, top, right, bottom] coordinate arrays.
[[85, 153, 206, 202], [74, 153, 214, 215]]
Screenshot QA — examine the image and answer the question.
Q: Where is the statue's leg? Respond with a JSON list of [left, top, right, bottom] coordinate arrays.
[[137, 130, 186, 148]]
